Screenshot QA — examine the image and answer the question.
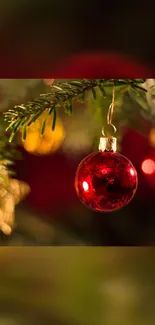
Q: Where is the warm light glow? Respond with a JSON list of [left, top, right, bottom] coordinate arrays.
[[130, 168, 135, 176], [83, 181, 89, 191], [44, 79, 54, 86], [149, 128, 155, 147], [141, 159, 155, 175], [21, 112, 65, 155]]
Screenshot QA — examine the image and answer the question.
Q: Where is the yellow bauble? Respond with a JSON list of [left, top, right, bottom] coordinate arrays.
[[21, 112, 65, 155]]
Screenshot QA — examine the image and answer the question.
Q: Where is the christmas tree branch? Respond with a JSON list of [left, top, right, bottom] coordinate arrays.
[[4, 79, 147, 142], [0, 121, 22, 175]]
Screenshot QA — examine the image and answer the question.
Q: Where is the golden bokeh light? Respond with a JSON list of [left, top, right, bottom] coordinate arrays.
[[149, 128, 155, 148], [21, 112, 65, 155]]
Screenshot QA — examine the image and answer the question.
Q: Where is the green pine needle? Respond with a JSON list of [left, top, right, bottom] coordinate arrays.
[[4, 79, 147, 141], [52, 108, 57, 131]]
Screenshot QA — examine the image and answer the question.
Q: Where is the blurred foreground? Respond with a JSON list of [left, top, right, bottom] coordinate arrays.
[[0, 247, 154, 325]]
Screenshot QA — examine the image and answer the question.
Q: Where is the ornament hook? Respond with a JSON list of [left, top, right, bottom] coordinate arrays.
[[107, 85, 115, 125], [99, 85, 117, 152], [102, 85, 117, 137]]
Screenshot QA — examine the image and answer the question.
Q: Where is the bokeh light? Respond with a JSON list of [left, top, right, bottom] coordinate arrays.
[[21, 112, 65, 155], [149, 128, 155, 147], [141, 159, 155, 175]]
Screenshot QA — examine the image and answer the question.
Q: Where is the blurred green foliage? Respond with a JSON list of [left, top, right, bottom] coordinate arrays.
[[0, 248, 154, 325]]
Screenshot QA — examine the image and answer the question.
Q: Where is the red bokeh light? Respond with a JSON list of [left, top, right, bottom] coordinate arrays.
[[141, 159, 155, 175]]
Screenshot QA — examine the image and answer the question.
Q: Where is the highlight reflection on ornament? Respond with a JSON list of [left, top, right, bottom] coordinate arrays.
[[22, 112, 65, 155]]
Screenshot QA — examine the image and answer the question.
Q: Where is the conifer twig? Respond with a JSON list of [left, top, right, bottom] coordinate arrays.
[[4, 79, 147, 142]]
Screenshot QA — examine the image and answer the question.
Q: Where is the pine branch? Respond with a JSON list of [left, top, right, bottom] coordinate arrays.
[[4, 79, 147, 141], [0, 115, 22, 174], [0, 134, 21, 175]]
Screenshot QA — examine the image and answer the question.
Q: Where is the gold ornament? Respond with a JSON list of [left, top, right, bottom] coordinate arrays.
[[22, 112, 65, 155], [0, 165, 30, 235], [149, 128, 155, 148]]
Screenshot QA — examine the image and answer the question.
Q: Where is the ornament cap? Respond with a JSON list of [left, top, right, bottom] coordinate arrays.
[[99, 136, 117, 152]]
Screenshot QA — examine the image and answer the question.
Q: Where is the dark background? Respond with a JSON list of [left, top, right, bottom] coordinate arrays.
[[0, 1, 154, 76]]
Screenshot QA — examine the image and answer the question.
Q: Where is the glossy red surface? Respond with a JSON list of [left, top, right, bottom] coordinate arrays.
[[75, 151, 138, 212]]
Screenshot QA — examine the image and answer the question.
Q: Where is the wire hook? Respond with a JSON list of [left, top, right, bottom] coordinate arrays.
[[107, 85, 115, 125], [102, 85, 117, 137]]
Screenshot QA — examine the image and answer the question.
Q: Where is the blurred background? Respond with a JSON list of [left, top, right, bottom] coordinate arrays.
[[0, 3, 155, 325], [0, 79, 154, 246]]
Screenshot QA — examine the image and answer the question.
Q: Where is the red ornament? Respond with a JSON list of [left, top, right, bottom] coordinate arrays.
[[75, 140, 138, 212], [54, 52, 151, 78]]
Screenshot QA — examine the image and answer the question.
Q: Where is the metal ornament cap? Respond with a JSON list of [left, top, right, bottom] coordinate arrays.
[[99, 136, 117, 152]]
